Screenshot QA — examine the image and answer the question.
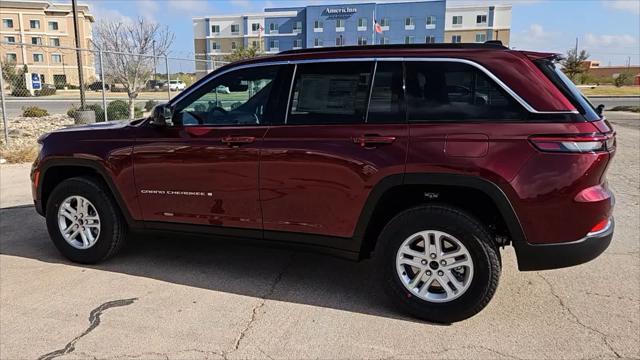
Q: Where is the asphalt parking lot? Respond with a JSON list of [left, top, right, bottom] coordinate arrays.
[[1, 111, 638, 360]]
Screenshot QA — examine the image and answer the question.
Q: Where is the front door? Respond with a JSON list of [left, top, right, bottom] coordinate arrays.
[[133, 65, 283, 229]]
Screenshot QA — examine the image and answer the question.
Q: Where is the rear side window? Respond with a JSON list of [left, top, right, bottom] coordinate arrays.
[[405, 61, 524, 121], [535, 60, 601, 121], [288, 62, 374, 125], [367, 62, 405, 123]]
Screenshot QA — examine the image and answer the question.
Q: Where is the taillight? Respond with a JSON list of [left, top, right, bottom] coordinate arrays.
[[588, 219, 611, 236], [529, 134, 615, 153]]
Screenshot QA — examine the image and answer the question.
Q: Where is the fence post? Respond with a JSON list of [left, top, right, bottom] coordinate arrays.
[[165, 55, 171, 100], [99, 49, 108, 122], [0, 71, 8, 146]]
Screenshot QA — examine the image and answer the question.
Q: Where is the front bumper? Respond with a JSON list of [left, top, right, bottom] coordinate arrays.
[[514, 218, 614, 271]]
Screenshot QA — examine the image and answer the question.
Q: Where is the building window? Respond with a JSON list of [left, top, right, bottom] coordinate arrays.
[[50, 38, 60, 46], [6, 53, 17, 62], [2, 19, 13, 28], [405, 17, 415, 30], [211, 41, 220, 52], [269, 23, 279, 33], [475, 33, 487, 42], [231, 41, 237, 50], [48, 21, 59, 31], [477, 15, 487, 24], [380, 36, 389, 45], [314, 38, 323, 47], [31, 37, 42, 45], [357, 18, 367, 31], [231, 24, 240, 34], [293, 39, 302, 49], [335, 35, 345, 46], [4, 36, 15, 43], [358, 36, 367, 46], [293, 21, 302, 33], [211, 25, 220, 34], [451, 35, 462, 43], [251, 40, 259, 48], [51, 54, 62, 63], [452, 16, 463, 26], [405, 36, 415, 44], [33, 53, 44, 63], [426, 16, 436, 29], [380, 17, 390, 29], [314, 20, 323, 32], [426, 35, 436, 44], [251, 23, 260, 32], [269, 40, 279, 51], [30, 20, 40, 29], [336, 19, 345, 32]]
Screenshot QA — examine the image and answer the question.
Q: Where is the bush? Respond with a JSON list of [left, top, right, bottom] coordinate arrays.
[[144, 100, 158, 111], [67, 104, 105, 121], [107, 100, 142, 120], [614, 72, 633, 87], [10, 88, 31, 97], [22, 106, 49, 117], [34, 87, 56, 96]]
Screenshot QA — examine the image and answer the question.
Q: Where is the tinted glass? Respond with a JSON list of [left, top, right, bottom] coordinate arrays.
[[287, 62, 373, 125], [368, 62, 405, 123], [406, 61, 524, 121], [174, 65, 280, 126]]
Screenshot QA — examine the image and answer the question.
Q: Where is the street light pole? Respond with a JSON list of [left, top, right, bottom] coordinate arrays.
[[72, 0, 86, 110]]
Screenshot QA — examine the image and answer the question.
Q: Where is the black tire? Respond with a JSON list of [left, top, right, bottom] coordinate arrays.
[[45, 176, 127, 264], [375, 205, 501, 323]]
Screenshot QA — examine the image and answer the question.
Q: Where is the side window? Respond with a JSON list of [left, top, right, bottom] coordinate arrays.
[[405, 61, 524, 121], [367, 62, 405, 123], [174, 65, 280, 126], [287, 62, 373, 125]]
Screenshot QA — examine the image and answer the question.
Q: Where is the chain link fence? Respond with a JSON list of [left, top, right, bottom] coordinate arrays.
[[0, 41, 229, 151]]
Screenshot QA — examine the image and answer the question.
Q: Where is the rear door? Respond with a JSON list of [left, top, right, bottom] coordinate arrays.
[[259, 61, 408, 244]]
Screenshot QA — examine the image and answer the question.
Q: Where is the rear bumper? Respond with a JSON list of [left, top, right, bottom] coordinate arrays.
[[514, 218, 614, 271]]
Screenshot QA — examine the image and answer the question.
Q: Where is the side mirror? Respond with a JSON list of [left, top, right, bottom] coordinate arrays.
[[151, 103, 173, 126], [596, 104, 605, 116]]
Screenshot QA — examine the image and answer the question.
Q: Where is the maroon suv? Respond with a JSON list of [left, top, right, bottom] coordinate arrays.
[[31, 43, 615, 323]]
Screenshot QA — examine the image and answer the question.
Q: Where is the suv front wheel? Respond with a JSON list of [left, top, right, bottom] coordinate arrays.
[[45, 177, 127, 264], [376, 205, 501, 323]]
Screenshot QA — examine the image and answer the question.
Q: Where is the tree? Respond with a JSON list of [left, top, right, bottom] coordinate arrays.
[[94, 18, 174, 119], [224, 47, 260, 63], [561, 48, 590, 82]]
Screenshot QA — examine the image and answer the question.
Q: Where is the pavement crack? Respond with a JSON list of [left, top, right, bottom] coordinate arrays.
[[538, 274, 622, 358], [37, 298, 138, 360], [223, 253, 296, 359]]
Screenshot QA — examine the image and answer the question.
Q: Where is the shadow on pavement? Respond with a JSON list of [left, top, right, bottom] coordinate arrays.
[[0, 205, 436, 324]]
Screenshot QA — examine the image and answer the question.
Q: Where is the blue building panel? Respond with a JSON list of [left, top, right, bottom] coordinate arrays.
[[263, 1, 446, 51]]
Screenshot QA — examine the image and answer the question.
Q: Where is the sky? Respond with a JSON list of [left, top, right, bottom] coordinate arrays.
[[82, 0, 640, 67]]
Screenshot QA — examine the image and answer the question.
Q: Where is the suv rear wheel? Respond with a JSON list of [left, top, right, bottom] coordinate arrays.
[[45, 177, 127, 264], [376, 205, 500, 323]]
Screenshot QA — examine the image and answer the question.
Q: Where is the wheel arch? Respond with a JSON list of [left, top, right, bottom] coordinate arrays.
[[37, 159, 137, 226], [354, 173, 526, 258]]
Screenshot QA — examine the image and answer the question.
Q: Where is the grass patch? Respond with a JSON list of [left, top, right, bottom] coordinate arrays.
[[610, 106, 640, 113], [581, 86, 640, 96], [0, 145, 38, 163]]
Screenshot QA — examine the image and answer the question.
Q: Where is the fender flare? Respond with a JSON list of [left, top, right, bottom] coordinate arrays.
[[353, 173, 527, 252], [37, 158, 139, 227]]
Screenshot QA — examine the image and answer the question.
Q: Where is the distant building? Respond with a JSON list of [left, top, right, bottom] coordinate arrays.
[[193, 1, 512, 78], [0, 0, 96, 86], [444, 5, 511, 46]]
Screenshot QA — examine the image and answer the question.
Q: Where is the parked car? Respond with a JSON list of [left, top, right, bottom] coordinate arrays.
[[215, 85, 231, 94], [87, 81, 111, 92], [165, 80, 186, 91], [31, 43, 615, 323]]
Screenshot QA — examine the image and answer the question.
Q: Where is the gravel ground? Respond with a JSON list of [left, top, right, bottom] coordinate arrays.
[[0, 111, 638, 359], [0, 115, 74, 162]]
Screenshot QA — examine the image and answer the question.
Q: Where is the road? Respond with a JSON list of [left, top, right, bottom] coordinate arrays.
[[1, 96, 638, 118], [0, 111, 638, 359]]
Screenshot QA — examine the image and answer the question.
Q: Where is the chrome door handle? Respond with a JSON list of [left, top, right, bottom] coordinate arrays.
[[353, 135, 397, 147]]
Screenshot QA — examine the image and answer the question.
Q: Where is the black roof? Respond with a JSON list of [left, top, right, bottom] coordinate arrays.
[[279, 41, 507, 55]]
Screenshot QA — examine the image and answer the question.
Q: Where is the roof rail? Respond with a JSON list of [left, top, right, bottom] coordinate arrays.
[[279, 42, 508, 55]]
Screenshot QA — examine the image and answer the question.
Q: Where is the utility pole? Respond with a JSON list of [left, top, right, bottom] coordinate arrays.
[[72, 0, 86, 110], [575, 37, 578, 54]]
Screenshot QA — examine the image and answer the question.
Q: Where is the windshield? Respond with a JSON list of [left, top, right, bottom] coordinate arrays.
[[535, 59, 601, 121]]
